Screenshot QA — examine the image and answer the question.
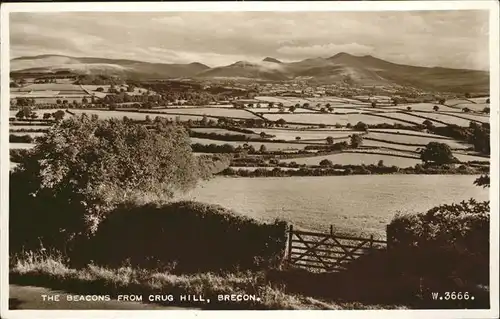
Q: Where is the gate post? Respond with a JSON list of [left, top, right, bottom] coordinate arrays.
[[286, 225, 293, 265]]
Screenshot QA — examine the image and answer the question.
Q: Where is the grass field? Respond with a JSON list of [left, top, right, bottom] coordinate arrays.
[[190, 128, 260, 138], [262, 113, 410, 126], [246, 107, 318, 113], [280, 152, 422, 167], [442, 112, 489, 123], [10, 143, 35, 150], [367, 128, 447, 138], [9, 125, 52, 131], [18, 83, 86, 92], [467, 97, 489, 104], [255, 128, 355, 141], [365, 132, 471, 149], [230, 166, 301, 171], [392, 103, 458, 113], [445, 99, 473, 106], [155, 108, 259, 119], [453, 153, 490, 163], [361, 140, 421, 152], [10, 132, 46, 138], [449, 103, 490, 113], [412, 112, 474, 126]]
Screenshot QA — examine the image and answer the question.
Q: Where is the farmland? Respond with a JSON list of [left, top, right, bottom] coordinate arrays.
[[154, 107, 259, 119], [178, 175, 488, 237], [261, 113, 411, 126], [280, 152, 422, 167], [364, 132, 471, 149]]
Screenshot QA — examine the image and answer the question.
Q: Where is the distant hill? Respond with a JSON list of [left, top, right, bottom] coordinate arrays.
[[11, 53, 489, 93], [11, 55, 210, 79]]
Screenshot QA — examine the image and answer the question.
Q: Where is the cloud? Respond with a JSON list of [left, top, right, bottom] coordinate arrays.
[[8, 11, 490, 70], [277, 43, 375, 59]]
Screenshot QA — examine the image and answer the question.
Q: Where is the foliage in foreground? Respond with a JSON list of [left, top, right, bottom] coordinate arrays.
[[387, 199, 490, 287], [10, 115, 218, 252], [75, 201, 288, 272]]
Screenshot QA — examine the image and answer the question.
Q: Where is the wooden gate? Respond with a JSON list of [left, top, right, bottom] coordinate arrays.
[[286, 225, 387, 272]]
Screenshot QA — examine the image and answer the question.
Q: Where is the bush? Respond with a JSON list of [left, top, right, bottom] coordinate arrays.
[[83, 201, 288, 272], [10, 115, 210, 252], [387, 199, 490, 288]]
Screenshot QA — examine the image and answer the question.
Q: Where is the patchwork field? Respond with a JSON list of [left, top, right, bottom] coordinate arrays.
[[9, 125, 52, 131], [246, 107, 318, 113], [153, 107, 259, 119], [453, 153, 490, 163], [367, 128, 447, 138], [10, 143, 35, 150], [190, 137, 315, 151], [450, 103, 490, 113], [254, 128, 355, 141], [412, 112, 475, 126], [362, 140, 421, 152], [261, 113, 410, 126], [442, 112, 489, 123], [392, 103, 458, 113], [445, 99, 473, 106], [190, 128, 260, 138], [280, 152, 421, 167], [364, 132, 471, 149], [10, 132, 46, 138], [230, 166, 301, 172], [467, 97, 489, 104]]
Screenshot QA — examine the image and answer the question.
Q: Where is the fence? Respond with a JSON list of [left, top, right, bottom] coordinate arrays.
[[285, 225, 387, 272]]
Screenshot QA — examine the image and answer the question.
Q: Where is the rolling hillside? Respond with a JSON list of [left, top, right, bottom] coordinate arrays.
[[11, 53, 489, 92]]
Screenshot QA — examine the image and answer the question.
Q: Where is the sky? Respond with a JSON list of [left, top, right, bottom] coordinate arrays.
[[9, 11, 490, 70]]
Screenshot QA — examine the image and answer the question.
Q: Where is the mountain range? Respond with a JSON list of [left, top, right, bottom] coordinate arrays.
[[11, 53, 489, 92]]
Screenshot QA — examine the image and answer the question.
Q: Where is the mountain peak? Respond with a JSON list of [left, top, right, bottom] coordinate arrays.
[[262, 57, 282, 64], [329, 52, 354, 59]]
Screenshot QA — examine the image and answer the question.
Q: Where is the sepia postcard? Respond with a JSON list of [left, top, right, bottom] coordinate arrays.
[[0, 1, 498, 319]]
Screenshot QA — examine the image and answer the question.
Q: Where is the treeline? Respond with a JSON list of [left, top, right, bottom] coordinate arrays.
[[9, 134, 36, 143], [189, 131, 276, 142], [220, 162, 488, 178]]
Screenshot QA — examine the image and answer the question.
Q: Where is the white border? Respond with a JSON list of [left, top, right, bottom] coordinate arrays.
[[1, 1, 499, 319]]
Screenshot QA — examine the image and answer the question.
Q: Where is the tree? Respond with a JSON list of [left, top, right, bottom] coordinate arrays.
[[377, 160, 384, 167], [289, 105, 297, 113], [326, 136, 334, 145], [295, 136, 301, 141], [276, 118, 286, 127], [43, 113, 52, 120], [53, 110, 65, 121], [350, 134, 363, 148], [483, 107, 490, 114], [422, 119, 434, 130], [278, 105, 286, 113], [15, 106, 33, 119], [486, 98, 490, 103], [354, 121, 368, 132], [465, 92, 471, 98], [56, 99, 62, 105], [433, 105, 440, 112], [462, 107, 471, 113], [260, 132, 267, 139], [82, 97, 89, 105], [407, 106, 412, 111], [319, 159, 333, 167], [10, 116, 210, 250], [474, 175, 490, 188], [420, 142, 456, 164], [438, 98, 445, 105], [145, 115, 152, 123], [96, 87, 104, 92], [371, 101, 377, 108], [259, 145, 267, 153], [393, 99, 398, 106]]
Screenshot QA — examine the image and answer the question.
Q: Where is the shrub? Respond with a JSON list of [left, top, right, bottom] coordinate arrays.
[[387, 199, 490, 288], [10, 115, 210, 252], [83, 201, 288, 272]]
